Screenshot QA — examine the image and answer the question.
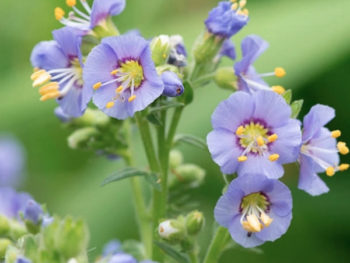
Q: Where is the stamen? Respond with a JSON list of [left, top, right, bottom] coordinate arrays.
[[242, 221, 255, 232], [128, 95, 137, 102], [66, 0, 76, 7], [93, 82, 102, 90], [110, 69, 119, 75], [239, 0, 247, 8], [246, 214, 262, 232], [331, 130, 341, 138], [268, 134, 278, 143], [40, 91, 61, 101], [339, 164, 349, 171], [238, 156, 248, 162], [256, 136, 265, 146], [116, 85, 124, 93], [271, 85, 285, 95], [231, 3, 238, 10], [275, 67, 286, 78], [55, 7, 65, 20], [39, 82, 59, 95], [106, 101, 115, 109], [33, 71, 51, 87], [269, 154, 280, 162], [337, 142, 349, 155], [260, 212, 273, 227], [236, 126, 245, 136], [326, 167, 335, 177]]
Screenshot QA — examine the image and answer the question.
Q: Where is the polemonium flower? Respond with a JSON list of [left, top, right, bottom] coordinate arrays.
[[215, 173, 292, 248], [54, 107, 73, 123], [55, 0, 126, 32], [108, 253, 137, 263], [205, 0, 249, 39], [213, 39, 236, 64], [16, 257, 32, 263], [31, 27, 91, 117], [234, 35, 286, 94], [299, 105, 349, 196], [0, 188, 32, 219], [161, 71, 184, 97], [84, 34, 164, 119], [207, 91, 301, 179], [0, 135, 25, 187], [23, 199, 44, 225], [102, 239, 122, 256]]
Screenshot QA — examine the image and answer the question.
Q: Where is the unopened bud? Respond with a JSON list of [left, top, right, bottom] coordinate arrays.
[[171, 164, 205, 188], [0, 238, 12, 258], [23, 200, 44, 234], [0, 216, 10, 236], [158, 219, 185, 243], [169, 150, 184, 169], [67, 127, 98, 149], [151, 35, 171, 66], [161, 71, 184, 97], [214, 67, 237, 90], [186, 211, 204, 235], [193, 32, 224, 64]]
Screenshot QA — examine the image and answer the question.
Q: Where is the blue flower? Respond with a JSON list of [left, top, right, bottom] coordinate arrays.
[[234, 35, 286, 94], [102, 239, 122, 256], [108, 253, 137, 263], [0, 187, 32, 219], [205, 0, 249, 38], [207, 91, 302, 179], [161, 71, 184, 97], [214, 39, 236, 64], [23, 199, 44, 225], [299, 105, 348, 196], [83, 34, 164, 119], [215, 173, 292, 248], [55, 0, 126, 32], [16, 257, 32, 263], [0, 135, 25, 187], [54, 106, 73, 123], [31, 27, 91, 117]]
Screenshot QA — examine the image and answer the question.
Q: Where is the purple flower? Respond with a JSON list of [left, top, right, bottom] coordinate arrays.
[[102, 239, 122, 256], [161, 71, 184, 97], [0, 135, 25, 187], [214, 39, 236, 64], [234, 35, 286, 94], [215, 173, 292, 248], [108, 253, 137, 263], [168, 35, 187, 67], [83, 34, 164, 119], [23, 199, 44, 225], [31, 27, 91, 117], [55, 0, 126, 32], [205, 1, 249, 38], [299, 105, 348, 196], [207, 91, 302, 179], [16, 257, 32, 263], [0, 187, 32, 219], [54, 107, 73, 123]]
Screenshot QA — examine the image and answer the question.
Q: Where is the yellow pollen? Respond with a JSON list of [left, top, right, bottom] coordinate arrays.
[[331, 130, 341, 138], [339, 164, 349, 171], [231, 3, 238, 10], [54, 7, 65, 20], [128, 95, 137, 102], [238, 155, 248, 162], [268, 134, 278, 143], [106, 101, 115, 109], [159, 226, 164, 233], [242, 8, 249, 16], [326, 167, 335, 177], [275, 67, 286, 78], [31, 69, 45, 81], [257, 136, 265, 146], [260, 212, 273, 227], [271, 85, 285, 95], [236, 126, 245, 136], [116, 86, 123, 93], [66, 0, 76, 7], [110, 69, 119, 75], [337, 142, 349, 155], [162, 53, 167, 59], [39, 82, 59, 95], [269, 154, 280, 162], [93, 82, 102, 90], [239, 0, 247, 8], [230, 0, 237, 2], [242, 221, 256, 233], [32, 71, 51, 88], [246, 214, 262, 232], [40, 91, 61, 101]]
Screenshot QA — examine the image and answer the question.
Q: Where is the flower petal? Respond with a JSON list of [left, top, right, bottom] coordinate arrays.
[[90, 0, 126, 28], [30, 41, 68, 70], [237, 155, 284, 179]]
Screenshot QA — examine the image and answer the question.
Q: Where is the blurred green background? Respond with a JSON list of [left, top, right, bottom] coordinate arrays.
[[1, 0, 350, 262]]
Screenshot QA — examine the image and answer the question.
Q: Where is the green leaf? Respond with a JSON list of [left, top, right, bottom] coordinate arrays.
[[180, 81, 194, 105], [144, 172, 161, 191], [174, 134, 207, 150], [282, 89, 292, 104], [291, 99, 304, 118], [154, 241, 190, 263], [148, 101, 184, 114]]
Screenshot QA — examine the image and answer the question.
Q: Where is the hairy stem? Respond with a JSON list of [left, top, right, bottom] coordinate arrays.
[[203, 226, 230, 263]]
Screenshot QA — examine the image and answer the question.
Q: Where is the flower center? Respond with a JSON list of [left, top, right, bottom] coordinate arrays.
[[119, 60, 144, 88], [240, 192, 273, 234]]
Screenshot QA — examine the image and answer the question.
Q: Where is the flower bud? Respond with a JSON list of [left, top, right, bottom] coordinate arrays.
[[168, 35, 187, 67], [158, 219, 185, 243], [193, 32, 224, 64], [214, 67, 237, 91], [170, 164, 205, 189], [151, 35, 171, 66], [23, 200, 44, 234], [0, 238, 12, 258], [68, 127, 99, 149], [186, 211, 204, 235], [161, 71, 184, 97], [169, 150, 184, 169], [0, 215, 10, 236]]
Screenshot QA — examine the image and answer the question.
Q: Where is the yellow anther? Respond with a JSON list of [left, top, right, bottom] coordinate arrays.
[[40, 91, 61, 101], [256, 136, 265, 146], [242, 221, 255, 232], [30, 69, 45, 81], [337, 142, 349, 155], [231, 3, 238, 10], [331, 130, 341, 138], [106, 101, 115, 109], [230, 0, 238, 2], [269, 154, 280, 162], [128, 95, 137, 102], [162, 53, 167, 59], [39, 82, 59, 95], [275, 67, 286, 78], [260, 212, 273, 227], [242, 8, 249, 16], [239, 0, 247, 8], [271, 85, 285, 95], [268, 134, 278, 143], [238, 156, 248, 162], [116, 86, 124, 93], [66, 0, 76, 7], [236, 126, 245, 136], [93, 82, 102, 90], [54, 7, 65, 20], [110, 69, 119, 75], [33, 71, 51, 88], [326, 167, 335, 177], [246, 214, 262, 232], [339, 164, 349, 171]]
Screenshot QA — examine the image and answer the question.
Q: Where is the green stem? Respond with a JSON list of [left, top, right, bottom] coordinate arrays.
[[192, 72, 216, 87], [203, 226, 230, 263], [167, 107, 183, 146], [189, 251, 199, 263]]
